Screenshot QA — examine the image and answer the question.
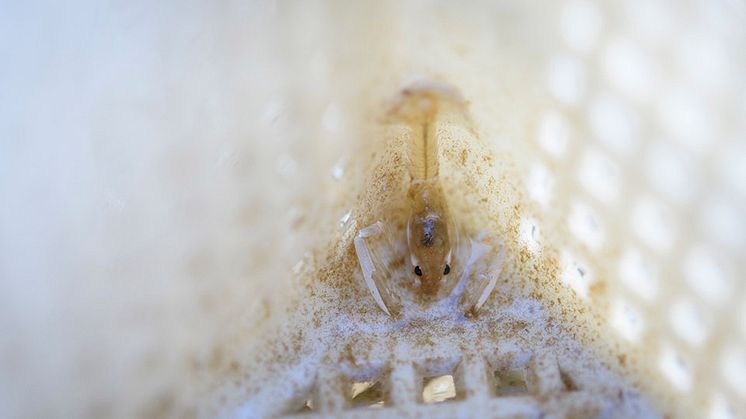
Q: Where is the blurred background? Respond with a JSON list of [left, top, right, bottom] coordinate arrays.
[[1, 0, 745, 418]]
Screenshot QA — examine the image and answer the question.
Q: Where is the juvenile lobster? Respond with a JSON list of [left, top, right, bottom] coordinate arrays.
[[354, 83, 506, 317]]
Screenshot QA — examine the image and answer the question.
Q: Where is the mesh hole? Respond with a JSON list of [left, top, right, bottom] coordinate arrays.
[[494, 367, 529, 397], [417, 358, 464, 404], [346, 365, 391, 409]]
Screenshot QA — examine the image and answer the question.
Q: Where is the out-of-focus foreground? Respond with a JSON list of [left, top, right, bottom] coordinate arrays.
[[1, 1, 745, 418]]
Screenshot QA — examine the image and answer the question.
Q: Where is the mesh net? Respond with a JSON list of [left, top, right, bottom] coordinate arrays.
[[1, 1, 745, 418]]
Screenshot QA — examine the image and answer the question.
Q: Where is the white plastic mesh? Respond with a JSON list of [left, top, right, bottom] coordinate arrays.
[[1, 1, 745, 418]]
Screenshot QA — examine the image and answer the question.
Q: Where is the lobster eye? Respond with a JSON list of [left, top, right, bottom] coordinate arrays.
[[414, 266, 422, 276], [444, 264, 451, 275]]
